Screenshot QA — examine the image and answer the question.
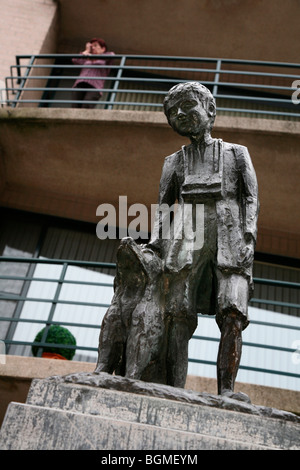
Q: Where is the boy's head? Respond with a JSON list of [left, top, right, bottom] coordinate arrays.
[[164, 82, 216, 137]]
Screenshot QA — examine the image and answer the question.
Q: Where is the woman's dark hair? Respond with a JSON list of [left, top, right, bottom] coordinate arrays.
[[90, 37, 108, 51]]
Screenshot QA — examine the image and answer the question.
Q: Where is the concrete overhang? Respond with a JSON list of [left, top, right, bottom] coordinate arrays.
[[0, 108, 299, 259]]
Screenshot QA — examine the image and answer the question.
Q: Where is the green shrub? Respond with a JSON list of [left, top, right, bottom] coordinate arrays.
[[32, 325, 76, 360]]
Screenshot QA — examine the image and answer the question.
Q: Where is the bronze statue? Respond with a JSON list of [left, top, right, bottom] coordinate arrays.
[[95, 82, 259, 400]]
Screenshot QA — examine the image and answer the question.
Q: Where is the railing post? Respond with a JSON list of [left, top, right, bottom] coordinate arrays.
[[5, 76, 10, 104], [36, 262, 68, 357], [106, 55, 126, 110], [0, 79, 5, 108], [5, 227, 47, 354], [13, 55, 35, 107], [213, 59, 222, 99]]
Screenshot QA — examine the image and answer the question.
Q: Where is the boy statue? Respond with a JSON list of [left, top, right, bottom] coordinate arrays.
[[95, 82, 259, 401]]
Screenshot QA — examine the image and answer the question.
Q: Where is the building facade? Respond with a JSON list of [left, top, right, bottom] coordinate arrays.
[[0, 0, 299, 394]]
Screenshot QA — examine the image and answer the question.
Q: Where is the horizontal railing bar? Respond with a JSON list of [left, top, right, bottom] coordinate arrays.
[[0, 294, 110, 308], [3, 99, 299, 116], [2, 99, 164, 107], [253, 278, 300, 289], [0, 275, 113, 287], [216, 94, 294, 104], [238, 365, 299, 378], [1, 258, 299, 289], [5, 338, 300, 356], [0, 256, 116, 268], [1, 303, 299, 329], [0, 316, 101, 329], [2, 316, 297, 349], [5, 75, 199, 82], [0, 82, 294, 93], [13, 64, 220, 71], [5, 73, 299, 90], [3, 314, 298, 333], [3, 95, 298, 114], [192, 335, 296, 353], [1, 258, 299, 293], [250, 298, 300, 309], [0, 300, 299, 329], [217, 107, 299, 117], [2, 87, 168, 95], [3, 326, 298, 365], [12, 62, 300, 77], [14, 53, 300, 67], [2, 317, 298, 352], [1, 298, 299, 329], [4, 339, 97, 353], [4, 77, 297, 93], [250, 320, 300, 330], [217, 82, 296, 91], [3, 86, 295, 105], [188, 358, 300, 378], [198, 314, 300, 331]]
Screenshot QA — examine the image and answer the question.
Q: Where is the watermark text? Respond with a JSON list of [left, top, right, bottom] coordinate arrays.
[[291, 79, 300, 105], [96, 196, 205, 250]]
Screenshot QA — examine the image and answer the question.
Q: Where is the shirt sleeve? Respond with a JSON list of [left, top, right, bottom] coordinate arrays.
[[234, 145, 259, 242]]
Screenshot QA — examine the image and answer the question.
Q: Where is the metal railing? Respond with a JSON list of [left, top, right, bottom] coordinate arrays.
[[0, 255, 299, 389], [0, 256, 115, 358], [1, 54, 300, 120]]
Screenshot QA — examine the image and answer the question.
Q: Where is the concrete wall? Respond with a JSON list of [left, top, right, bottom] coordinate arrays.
[[0, 0, 58, 84], [1, 0, 299, 70], [58, 0, 300, 63]]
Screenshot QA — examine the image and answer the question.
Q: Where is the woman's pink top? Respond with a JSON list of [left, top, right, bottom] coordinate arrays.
[[72, 52, 115, 95]]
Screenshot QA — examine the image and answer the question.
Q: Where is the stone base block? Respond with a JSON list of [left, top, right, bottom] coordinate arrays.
[[0, 372, 299, 450]]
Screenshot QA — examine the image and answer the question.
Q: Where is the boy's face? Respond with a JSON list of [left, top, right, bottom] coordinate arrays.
[[165, 91, 212, 138]]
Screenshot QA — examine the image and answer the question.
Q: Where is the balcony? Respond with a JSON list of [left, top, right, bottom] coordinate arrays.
[[0, 54, 300, 258], [1, 54, 300, 120]]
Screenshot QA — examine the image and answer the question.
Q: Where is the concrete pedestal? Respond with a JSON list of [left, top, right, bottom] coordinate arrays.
[[0, 372, 299, 450]]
